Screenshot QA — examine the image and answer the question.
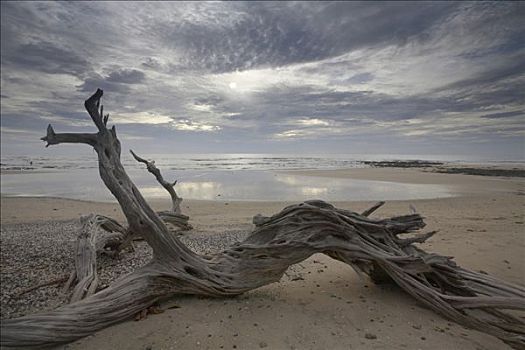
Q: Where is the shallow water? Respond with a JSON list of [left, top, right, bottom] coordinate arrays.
[[1, 152, 503, 173], [1, 168, 454, 202]]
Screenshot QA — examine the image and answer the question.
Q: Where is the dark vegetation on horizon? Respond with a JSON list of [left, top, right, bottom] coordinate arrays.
[[434, 167, 525, 178], [363, 160, 444, 168], [364, 160, 525, 177]]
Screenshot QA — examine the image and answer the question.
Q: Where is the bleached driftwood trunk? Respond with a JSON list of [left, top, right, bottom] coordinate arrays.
[[63, 151, 191, 301], [1, 90, 524, 349]]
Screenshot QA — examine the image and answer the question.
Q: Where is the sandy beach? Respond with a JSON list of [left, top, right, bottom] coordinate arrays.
[[1, 167, 524, 349]]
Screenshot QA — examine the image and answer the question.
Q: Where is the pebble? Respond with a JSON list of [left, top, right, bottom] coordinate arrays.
[[1, 220, 249, 319], [364, 333, 377, 340]]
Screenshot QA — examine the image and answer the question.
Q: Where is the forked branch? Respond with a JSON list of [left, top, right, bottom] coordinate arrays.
[[130, 149, 183, 214]]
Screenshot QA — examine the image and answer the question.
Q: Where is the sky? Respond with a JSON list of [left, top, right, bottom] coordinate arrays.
[[1, 1, 524, 159]]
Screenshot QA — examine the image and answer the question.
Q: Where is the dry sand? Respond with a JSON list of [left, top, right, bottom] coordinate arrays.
[[1, 167, 524, 349]]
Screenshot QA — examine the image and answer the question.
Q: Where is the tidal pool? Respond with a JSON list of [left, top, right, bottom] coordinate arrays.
[[1, 168, 454, 202]]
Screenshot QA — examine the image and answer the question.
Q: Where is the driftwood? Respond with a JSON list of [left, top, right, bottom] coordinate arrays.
[[63, 153, 190, 300], [130, 150, 183, 214], [130, 149, 192, 231], [64, 214, 127, 302], [1, 90, 524, 349]]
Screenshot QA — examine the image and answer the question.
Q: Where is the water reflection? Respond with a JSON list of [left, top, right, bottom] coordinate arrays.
[[301, 187, 329, 196], [1, 169, 455, 202], [274, 174, 302, 186], [177, 182, 222, 200]]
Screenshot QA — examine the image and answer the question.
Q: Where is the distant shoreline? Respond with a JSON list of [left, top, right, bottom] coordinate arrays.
[[2, 159, 524, 176]]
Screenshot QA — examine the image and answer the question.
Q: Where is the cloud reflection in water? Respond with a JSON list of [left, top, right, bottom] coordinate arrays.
[[0, 169, 455, 202]]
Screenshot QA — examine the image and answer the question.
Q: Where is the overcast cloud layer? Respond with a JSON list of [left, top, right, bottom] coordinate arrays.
[[1, 1, 524, 158]]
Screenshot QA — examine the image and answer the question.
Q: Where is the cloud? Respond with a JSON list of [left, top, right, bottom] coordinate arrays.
[[106, 69, 145, 84], [1, 1, 524, 158], [296, 119, 331, 127], [171, 119, 221, 132], [150, 2, 460, 73], [78, 69, 146, 93], [3, 41, 91, 77], [480, 111, 524, 119], [1, 127, 42, 136], [110, 112, 172, 125]]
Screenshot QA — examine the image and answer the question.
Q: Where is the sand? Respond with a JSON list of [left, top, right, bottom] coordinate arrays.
[[1, 167, 524, 349]]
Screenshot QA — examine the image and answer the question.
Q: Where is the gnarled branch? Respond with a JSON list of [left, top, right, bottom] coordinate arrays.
[[67, 214, 127, 302], [130, 149, 191, 231], [130, 149, 183, 214], [361, 200, 385, 217]]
